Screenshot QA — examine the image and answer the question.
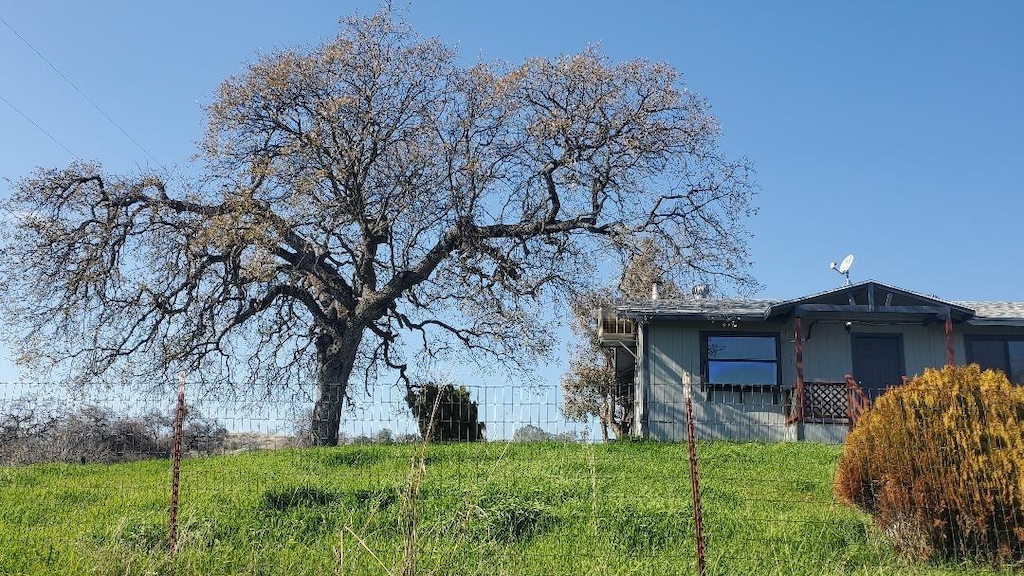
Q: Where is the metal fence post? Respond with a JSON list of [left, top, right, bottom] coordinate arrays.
[[685, 379, 707, 576]]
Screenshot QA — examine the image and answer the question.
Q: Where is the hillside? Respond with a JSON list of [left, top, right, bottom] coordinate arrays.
[[0, 441, 1010, 575]]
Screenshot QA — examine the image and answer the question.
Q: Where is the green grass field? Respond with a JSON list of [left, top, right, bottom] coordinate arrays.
[[0, 440, 1014, 575]]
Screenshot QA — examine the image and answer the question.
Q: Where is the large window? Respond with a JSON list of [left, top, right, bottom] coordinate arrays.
[[701, 333, 781, 387], [966, 336, 1024, 384]]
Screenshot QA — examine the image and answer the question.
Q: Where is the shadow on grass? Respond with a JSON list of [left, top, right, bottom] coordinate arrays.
[[260, 484, 399, 512]]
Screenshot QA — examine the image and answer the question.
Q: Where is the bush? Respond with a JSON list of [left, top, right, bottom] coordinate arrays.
[[834, 364, 1024, 565], [0, 401, 228, 465], [512, 424, 554, 442], [405, 381, 485, 442]]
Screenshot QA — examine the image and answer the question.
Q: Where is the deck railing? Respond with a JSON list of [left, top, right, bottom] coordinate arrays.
[[844, 375, 872, 429], [785, 376, 874, 429], [596, 307, 635, 344], [790, 382, 847, 424]]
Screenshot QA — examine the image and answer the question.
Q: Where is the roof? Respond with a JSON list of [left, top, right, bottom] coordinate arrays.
[[616, 280, 1024, 326], [955, 301, 1024, 326], [617, 297, 781, 321]]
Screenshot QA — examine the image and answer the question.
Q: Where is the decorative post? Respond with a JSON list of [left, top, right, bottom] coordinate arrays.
[[169, 372, 186, 555], [794, 317, 805, 423], [684, 378, 707, 576]]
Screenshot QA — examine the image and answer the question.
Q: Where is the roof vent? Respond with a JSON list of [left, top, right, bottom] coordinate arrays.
[[651, 280, 661, 300], [692, 283, 710, 300]]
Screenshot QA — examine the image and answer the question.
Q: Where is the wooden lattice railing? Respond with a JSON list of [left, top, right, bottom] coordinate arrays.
[[799, 382, 848, 423], [786, 376, 875, 429]]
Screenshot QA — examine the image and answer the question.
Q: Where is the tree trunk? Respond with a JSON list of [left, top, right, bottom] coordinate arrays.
[[310, 325, 362, 446]]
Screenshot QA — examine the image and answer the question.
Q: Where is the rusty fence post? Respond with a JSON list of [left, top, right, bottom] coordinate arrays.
[[684, 379, 707, 576], [169, 372, 186, 555]]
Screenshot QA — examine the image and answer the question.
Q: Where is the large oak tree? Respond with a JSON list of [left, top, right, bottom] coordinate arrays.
[[0, 8, 755, 445]]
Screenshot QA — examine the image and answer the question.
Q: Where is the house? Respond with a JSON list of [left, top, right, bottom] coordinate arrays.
[[597, 280, 1024, 443]]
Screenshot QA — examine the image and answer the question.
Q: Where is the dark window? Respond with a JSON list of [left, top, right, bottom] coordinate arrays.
[[966, 336, 1024, 384], [702, 333, 780, 387]]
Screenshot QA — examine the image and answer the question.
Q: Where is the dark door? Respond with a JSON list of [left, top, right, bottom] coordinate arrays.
[[851, 334, 904, 398]]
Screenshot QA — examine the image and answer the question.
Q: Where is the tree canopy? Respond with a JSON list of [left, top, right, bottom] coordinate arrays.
[[0, 7, 756, 445]]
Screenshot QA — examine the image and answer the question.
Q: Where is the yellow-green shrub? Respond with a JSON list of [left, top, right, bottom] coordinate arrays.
[[834, 364, 1024, 564]]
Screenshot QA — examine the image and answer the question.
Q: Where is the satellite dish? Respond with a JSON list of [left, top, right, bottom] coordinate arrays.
[[829, 253, 855, 285], [838, 254, 855, 274]]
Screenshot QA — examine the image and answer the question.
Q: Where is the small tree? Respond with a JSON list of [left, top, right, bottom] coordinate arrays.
[[511, 424, 554, 442], [561, 241, 682, 441], [405, 381, 485, 442]]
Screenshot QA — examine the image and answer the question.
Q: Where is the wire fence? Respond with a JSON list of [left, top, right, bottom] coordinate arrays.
[[1, 378, 1020, 575]]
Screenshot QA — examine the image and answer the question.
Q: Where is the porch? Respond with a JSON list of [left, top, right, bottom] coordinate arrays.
[[780, 281, 966, 432]]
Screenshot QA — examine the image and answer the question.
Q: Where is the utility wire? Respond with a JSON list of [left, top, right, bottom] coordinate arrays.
[[0, 92, 78, 158], [0, 13, 162, 168]]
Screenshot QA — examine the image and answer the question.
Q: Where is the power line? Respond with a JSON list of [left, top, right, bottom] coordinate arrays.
[[0, 92, 78, 158], [0, 13, 162, 168]]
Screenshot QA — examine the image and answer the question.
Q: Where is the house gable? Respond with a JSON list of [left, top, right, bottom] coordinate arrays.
[[764, 281, 975, 324]]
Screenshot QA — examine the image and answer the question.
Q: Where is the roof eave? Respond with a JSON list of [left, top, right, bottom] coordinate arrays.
[[616, 310, 770, 322], [966, 318, 1024, 327]]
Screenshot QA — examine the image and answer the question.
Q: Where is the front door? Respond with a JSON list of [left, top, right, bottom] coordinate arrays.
[[851, 334, 904, 398]]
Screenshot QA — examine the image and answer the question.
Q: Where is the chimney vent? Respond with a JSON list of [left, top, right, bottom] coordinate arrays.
[[692, 283, 710, 299]]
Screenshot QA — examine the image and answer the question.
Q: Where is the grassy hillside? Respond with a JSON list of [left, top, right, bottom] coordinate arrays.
[[0, 441, 1013, 575]]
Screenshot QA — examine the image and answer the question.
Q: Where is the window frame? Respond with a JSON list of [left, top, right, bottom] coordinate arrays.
[[965, 334, 1024, 384], [699, 331, 783, 391]]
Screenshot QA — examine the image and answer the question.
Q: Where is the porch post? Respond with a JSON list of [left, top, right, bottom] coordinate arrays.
[[795, 316, 805, 422], [634, 321, 648, 437], [945, 315, 955, 367]]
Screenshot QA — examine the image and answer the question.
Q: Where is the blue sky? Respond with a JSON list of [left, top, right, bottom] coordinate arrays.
[[1, 1, 1022, 390]]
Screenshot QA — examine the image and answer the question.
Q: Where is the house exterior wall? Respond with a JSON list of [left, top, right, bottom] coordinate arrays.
[[955, 325, 1024, 365], [790, 322, 949, 384], [643, 319, 795, 442], [637, 317, 1024, 443]]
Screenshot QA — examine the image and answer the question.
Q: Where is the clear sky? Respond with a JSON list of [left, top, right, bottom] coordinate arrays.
[[1, 1, 1022, 389]]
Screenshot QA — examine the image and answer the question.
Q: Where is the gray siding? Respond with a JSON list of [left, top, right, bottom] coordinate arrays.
[[643, 320, 794, 442], [645, 320, 687, 441], [785, 321, 956, 384], [788, 321, 851, 383], [803, 423, 849, 443]]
